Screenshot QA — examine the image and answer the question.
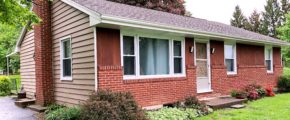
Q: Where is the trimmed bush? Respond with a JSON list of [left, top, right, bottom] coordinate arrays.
[[45, 104, 66, 115], [146, 107, 198, 120], [45, 107, 81, 120], [79, 90, 147, 120], [231, 90, 247, 99], [278, 75, 290, 92], [0, 76, 11, 96]]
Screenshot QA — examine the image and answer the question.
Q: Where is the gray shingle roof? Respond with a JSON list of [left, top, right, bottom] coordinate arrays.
[[72, 0, 289, 45]]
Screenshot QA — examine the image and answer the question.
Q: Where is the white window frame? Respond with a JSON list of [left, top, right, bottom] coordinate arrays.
[[224, 42, 237, 75], [265, 46, 273, 73], [60, 36, 72, 81], [121, 32, 186, 80]]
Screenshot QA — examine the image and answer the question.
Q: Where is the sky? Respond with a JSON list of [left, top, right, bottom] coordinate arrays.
[[185, 0, 267, 25]]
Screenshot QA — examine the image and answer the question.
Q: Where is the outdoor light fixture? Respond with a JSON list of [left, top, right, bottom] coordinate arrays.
[[211, 48, 215, 54], [190, 46, 194, 53]]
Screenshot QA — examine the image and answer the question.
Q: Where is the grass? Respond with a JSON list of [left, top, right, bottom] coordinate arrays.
[[197, 93, 290, 120], [283, 67, 290, 76]]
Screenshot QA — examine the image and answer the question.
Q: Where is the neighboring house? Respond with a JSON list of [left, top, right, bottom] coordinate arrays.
[[13, 0, 290, 108]]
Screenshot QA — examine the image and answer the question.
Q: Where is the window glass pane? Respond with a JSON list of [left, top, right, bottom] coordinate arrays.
[[266, 60, 271, 70], [63, 59, 71, 77], [225, 59, 234, 72], [123, 36, 135, 55], [63, 40, 71, 58], [265, 49, 271, 60], [124, 56, 135, 75], [225, 45, 233, 59], [196, 60, 208, 77], [174, 41, 181, 56], [139, 37, 169, 75], [174, 58, 182, 74]]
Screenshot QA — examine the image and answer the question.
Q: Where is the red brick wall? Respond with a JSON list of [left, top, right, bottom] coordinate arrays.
[[96, 28, 197, 107], [210, 41, 283, 95], [96, 28, 282, 107], [33, 0, 54, 106]]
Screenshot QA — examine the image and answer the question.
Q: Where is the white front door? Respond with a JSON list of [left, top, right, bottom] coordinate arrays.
[[195, 42, 211, 93]]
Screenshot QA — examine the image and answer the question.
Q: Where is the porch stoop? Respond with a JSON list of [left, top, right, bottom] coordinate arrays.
[[15, 98, 35, 108], [27, 104, 47, 112], [202, 96, 247, 110]]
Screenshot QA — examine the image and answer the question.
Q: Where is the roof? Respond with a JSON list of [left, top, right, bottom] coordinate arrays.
[[71, 0, 289, 45]]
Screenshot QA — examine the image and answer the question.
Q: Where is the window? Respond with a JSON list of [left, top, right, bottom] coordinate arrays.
[[60, 36, 72, 80], [265, 47, 273, 73], [122, 34, 185, 79], [224, 43, 236, 74], [123, 36, 136, 75], [173, 41, 182, 74]]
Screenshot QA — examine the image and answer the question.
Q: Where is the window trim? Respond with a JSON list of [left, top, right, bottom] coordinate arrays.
[[60, 36, 73, 81], [224, 42, 237, 75], [265, 46, 273, 73], [121, 32, 185, 80]]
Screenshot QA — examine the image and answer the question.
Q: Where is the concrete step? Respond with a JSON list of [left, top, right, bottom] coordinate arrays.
[[203, 96, 247, 110], [15, 98, 35, 108], [27, 105, 47, 113]]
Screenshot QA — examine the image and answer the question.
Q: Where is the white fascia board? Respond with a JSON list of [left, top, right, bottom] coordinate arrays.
[[61, 0, 101, 26], [15, 25, 28, 53], [101, 15, 289, 46]]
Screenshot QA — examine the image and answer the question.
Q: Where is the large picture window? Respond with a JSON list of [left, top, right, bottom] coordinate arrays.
[[122, 34, 185, 79], [60, 36, 72, 80], [265, 46, 273, 73], [224, 43, 237, 74]]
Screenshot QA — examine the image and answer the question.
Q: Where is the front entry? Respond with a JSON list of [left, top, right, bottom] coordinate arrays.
[[195, 42, 211, 93]]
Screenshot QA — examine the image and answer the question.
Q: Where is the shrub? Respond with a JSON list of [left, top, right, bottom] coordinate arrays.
[[256, 88, 266, 97], [183, 96, 213, 116], [0, 76, 11, 96], [233, 90, 247, 99], [79, 90, 147, 120], [45, 107, 81, 120], [247, 90, 259, 100], [278, 75, 290, 92], [146, 107, 198, 120], [266, 87, 275, 97], [45, 104, 65, 115], [184, 96, 199, 108], [231, 90, 238, 97]]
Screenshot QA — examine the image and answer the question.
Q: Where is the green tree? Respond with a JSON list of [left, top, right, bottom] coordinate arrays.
[[248, 10, 262, 33], [231, 5, 248, 28], [262, 0, 283, 37], [0, 24, 21, 73], [281, 0, 290, 23], [0, 0, 39, 26], [278, 13, 290, 66]]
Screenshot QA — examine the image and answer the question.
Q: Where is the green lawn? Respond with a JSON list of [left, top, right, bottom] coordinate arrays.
[[197, 93, 290, 120], [283, 67, 290, 76]]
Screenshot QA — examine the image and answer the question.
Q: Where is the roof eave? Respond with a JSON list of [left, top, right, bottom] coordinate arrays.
[[100, 15, 289, 46]]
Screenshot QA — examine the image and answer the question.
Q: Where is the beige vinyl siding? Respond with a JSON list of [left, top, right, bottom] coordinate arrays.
[[52, 0, 95, 106], [20, 30, 36, 99]]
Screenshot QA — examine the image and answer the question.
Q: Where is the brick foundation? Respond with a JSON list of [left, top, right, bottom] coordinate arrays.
[[98, 65, 197, 107]]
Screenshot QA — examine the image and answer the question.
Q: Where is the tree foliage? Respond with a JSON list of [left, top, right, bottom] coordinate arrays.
[[248, 10, 262, 33], [0, 0, 39, 27], [107, 0, 186, 15], [0, 24, 21, 72], [262, 0, 283, 37], [278, 13, 290, 64], [231, 5, 248, 28]]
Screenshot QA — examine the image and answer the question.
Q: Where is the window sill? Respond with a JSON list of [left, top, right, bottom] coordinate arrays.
[[227, 72, 238, 77], [123, 76, 187, 84], [61, 77, 72, 81], [267, 71, 274, 75]]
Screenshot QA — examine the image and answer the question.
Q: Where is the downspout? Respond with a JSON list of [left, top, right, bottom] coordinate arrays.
[[94, 26, 98, 91]]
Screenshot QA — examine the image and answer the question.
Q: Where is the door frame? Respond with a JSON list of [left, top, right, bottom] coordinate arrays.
[[194, 39, 212, 93]]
